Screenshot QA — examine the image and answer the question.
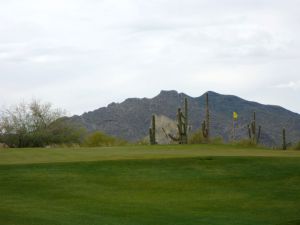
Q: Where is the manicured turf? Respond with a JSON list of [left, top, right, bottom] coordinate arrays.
[[0, 145, 300, 225], [1, 145, 300, 165]]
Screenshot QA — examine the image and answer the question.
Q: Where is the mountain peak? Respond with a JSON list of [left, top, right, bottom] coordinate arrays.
[[206, 90, 220, 95], [158, 90, 221, 99], [158, 90, 179, 97]]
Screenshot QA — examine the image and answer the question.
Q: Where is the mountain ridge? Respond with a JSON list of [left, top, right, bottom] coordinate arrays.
[[68, 90, 300, 147]]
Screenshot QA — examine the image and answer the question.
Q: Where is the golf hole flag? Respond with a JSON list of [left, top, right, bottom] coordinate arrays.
[[233, 112, 238, 120]]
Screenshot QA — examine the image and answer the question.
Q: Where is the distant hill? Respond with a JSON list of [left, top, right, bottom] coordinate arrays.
[[68, 90, 300, 147]]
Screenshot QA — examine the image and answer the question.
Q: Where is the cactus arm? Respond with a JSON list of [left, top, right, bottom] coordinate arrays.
[[168, 133, 180, 142], [257, 126, 261, 144]]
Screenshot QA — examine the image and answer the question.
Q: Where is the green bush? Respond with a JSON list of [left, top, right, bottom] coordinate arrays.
[[292, 142, 300, 150], [210, 137, 224, 144], [0, 100, 85, 148], [189, 129, 223, 144], [82, 132, 127, 147], [189, 130, 207, 144], [47, 119, 86, 145]]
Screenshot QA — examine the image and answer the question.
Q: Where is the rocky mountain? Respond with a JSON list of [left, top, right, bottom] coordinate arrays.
[[68, 90, 300, 147]]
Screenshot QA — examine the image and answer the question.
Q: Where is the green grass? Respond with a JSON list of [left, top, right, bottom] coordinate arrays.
[[0, 145, 300, 225]]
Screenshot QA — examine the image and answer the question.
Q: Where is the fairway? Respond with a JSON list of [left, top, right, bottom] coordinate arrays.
[[1, 145, 300, 225]]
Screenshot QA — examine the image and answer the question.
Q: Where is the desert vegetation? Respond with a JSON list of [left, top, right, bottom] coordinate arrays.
[[0, 100, 125, 148], [148, 93, 293, 150], [0, 100, 84, 147], [82, 131, 127, 147], [1, 93, 299, 150]]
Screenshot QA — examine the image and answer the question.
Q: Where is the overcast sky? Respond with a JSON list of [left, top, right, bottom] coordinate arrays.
[[0, 0, 300, 115]]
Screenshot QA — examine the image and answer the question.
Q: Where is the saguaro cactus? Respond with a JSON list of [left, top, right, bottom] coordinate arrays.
[[166, 98, 189, 144], [202, 93, 210, 141], [282, 128, 287, 150], [183, 98, 188, 144], [149, 114, 156, 145], [248, 112, 261, 144], [177, 108, 184, 143]]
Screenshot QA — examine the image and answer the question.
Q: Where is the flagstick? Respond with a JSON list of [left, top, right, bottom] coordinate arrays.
[[232, 117, 235, 141], [234, 119, 236, 141]]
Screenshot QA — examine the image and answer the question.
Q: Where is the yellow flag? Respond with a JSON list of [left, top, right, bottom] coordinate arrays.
[[233, 112, 238, 120]]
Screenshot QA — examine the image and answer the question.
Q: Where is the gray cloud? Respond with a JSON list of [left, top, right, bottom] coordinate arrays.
[[0, 0, 300, 115]]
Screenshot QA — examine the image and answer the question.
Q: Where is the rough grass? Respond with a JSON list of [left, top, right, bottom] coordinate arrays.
[[0, 145, 300, 225]]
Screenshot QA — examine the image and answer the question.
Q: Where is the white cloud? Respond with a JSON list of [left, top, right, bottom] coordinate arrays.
[[274, 81, 300, 90], [0, 0, 300, 114]]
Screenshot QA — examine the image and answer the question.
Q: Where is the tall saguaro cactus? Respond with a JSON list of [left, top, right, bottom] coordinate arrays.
[[202, 93, 210, 141], [183, 98, 188, 144], [166, 98, 189, 144], [248, 112, 261, 144], [149, 114, 156, 145], [177, 108, 184, 143], [282, 128, 287, 150]]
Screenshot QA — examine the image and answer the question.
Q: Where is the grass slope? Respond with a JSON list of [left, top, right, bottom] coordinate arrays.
[[0, 145, 300, 225]]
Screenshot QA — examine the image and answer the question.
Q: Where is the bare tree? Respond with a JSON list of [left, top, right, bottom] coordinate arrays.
[[29, 100, 66, 130], [0, 100, 79, 147]]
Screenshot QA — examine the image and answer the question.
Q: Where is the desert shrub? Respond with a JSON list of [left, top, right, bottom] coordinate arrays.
[[0, 100, 84, 147], [189, 130, 206, 144], [82, 131, 127, 147], [189, 129, 223, 144], [46, 118, 86, 145], [210, 137, 224, 144], [292, 142, 300, 150]]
